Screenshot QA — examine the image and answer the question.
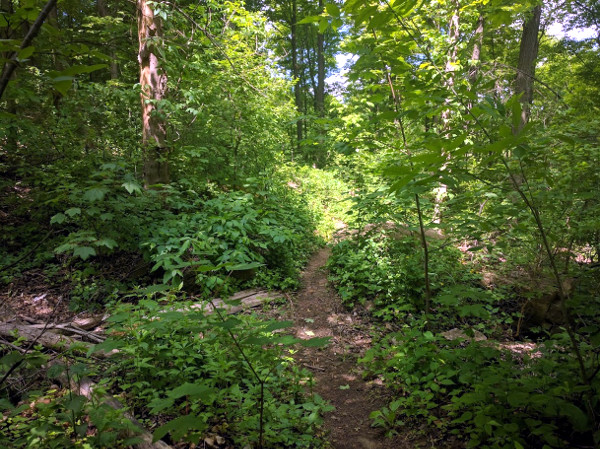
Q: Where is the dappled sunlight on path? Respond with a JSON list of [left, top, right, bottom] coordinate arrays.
[[286, 247, 412, 449]]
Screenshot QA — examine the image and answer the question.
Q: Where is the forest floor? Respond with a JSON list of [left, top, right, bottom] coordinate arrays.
[[279, 247, 425, 449]]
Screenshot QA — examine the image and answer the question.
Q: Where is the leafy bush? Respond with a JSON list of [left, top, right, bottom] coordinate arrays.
[[93, 297, 332, 447], [327, 232, 493, 322], [362, 326, 599, 448]]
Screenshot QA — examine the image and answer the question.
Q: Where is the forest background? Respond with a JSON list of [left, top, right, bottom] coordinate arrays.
[[0, 0, 599, 448]]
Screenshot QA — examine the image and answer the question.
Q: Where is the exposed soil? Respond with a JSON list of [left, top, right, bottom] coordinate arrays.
[[285, 247, 416, 449]]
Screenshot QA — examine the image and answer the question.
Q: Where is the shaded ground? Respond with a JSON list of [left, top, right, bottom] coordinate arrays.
[[285, 247, 416, 449]]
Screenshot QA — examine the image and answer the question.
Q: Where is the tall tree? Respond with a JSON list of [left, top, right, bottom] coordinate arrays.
[[137, 0, 169, 186], [434, 0, 460, 224], [514, 4, 542, 128], [290, 0, 302, 148], [97, 0, 119, 79], [315, 0, 325, 117]]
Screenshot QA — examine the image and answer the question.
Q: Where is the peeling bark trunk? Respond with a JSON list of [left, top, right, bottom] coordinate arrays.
[[515, 5, 541, 129], [138, 0, 169, 187]]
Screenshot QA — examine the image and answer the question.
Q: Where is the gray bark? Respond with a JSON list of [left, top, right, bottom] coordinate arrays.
[[514, 5, 542, 128]]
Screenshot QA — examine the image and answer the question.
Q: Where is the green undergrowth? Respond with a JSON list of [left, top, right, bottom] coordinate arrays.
[[327, 230, 503, 327], [278, 163, 355, 240], [327, 231, 600, 448], [1, 162, 345, 448], [1, 161, 340, 304], [0, 296, 333, 448], [92, 297, 333, 448]]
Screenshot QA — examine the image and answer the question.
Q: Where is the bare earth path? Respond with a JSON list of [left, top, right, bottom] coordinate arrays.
[[285, 247, 409, 449]]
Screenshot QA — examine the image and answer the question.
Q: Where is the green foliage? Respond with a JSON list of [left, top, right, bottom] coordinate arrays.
[[0, 345, 136, 449], [93, 298, 333, 447], [362, 325, 599, 448], [279, 163, 355, 239], [328, 232, 498, 322], [142, 181, 318, 292], [1, 388, 136, 449]]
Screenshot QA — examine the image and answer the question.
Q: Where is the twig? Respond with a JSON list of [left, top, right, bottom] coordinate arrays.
[[159, 1, 266, 97], [0, 0, 58, 101], [0, 296, 63, 388]]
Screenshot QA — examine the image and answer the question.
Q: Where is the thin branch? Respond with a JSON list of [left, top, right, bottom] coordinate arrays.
[[0, 0, 58, 101], [160, 1, 267, 97]]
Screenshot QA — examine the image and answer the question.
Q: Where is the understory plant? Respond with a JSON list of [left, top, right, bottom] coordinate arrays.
[[93, 296, 333, 448], [362, 324, 598, 449]]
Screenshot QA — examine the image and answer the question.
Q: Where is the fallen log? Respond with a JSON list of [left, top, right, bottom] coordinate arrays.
[[187, 289, 284, 315], [0, 289, 283, 355], [54, 372, 172, 449], [0, 322, 80, 351], [25, 323, 105, 343]]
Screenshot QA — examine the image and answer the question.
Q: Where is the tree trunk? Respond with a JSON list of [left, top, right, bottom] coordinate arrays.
[[316, 0, 325, 117], [434, 0, 460, 224], [97, 0, 119, 79], [138, 0, 169, 187], [469, 13, 484, 85], [290, 0, 302, 148], [515, 5, 541, 129]]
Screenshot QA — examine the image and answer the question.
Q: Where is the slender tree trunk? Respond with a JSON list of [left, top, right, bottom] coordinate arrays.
[[290, 0, 302, 148], [306, 34, 318, 110], [515, 5, 541, 129], [469, 13, 484, 85], [97, 0, 119, 79], [466, 13, 484, 117], [440, 0, 459, 127], [0, 0, 17, 153], [316, 0, 325, 117], [137, 0, 169, 186], [434, 0, 459, 224]]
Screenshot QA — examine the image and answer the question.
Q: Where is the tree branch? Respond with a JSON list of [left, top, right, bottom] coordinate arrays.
[[0, 0, 57, 101]]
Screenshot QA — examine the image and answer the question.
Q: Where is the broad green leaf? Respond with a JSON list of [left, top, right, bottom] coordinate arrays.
[[168, 382, 211, 399], [325, 3, 340, 17], [122, 181, 142, 194], [263, 320, 294, 332], [66, 395, 86, 415], [243, 336, 273, 346], [300, 336, 331, 348], [65, 207, 81, 217], [297, 15, 321, 24], [95, 238, 118, 250], [148, 397, 174, 414], [152, 415, 206, 442], [17, 46, 34, 60], [228, 261, 263, 271], [83, 188, 108, 202], [73, 246, 96, 260], [139, 284, 170, 295], [47, 364, 66, 378], [53, 78, 73, 96], [319, 17, 329, 34], [50, 213, 66, 224], [214, 318, 242, 329]]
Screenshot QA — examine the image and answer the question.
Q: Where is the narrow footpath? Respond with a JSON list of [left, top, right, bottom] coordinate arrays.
[[286, 247, 408, 449]]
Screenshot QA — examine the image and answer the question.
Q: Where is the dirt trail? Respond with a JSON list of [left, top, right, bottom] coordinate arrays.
[[287, 247, 407, 449]]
